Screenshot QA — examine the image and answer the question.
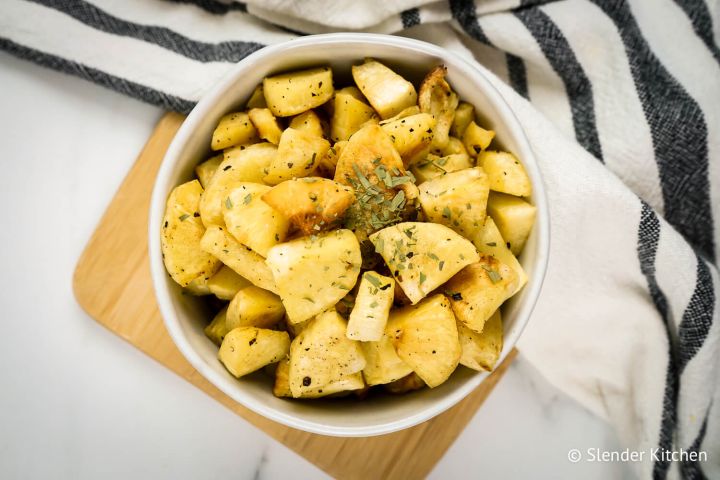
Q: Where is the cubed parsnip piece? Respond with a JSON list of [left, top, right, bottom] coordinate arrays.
[[185, 273, 212, 296], [288, 310, 366, 397], [369, 222, 479, 304], [261, 177, 354, 235], [411, 153, 473, 184], [316, 140, 346, 178], [458, 309, 503, 371], [248, 108, 283, 145], [226, 285, 285, 330], [487, 192, 537, 255], [245, 84, 267, 109], [450, 101, 475, 138], [445, 256, 518, 334], [331, 90, 377, 142], [219, 327, 290, 378], [384, 372, 426, 394], [352, 59, 417, 119], [263, 67, 334, 117], [347, 271, 395, 341], [360, 333, 413, 386], [477, 150, 532, 197], [463, 121, 495, 157], [289, 110, 324, 138], [161, 180, 221, 286], [263, 128, 331, 185], [223, 183, 289, 256], [200, 226, 278, 293], [204, 306, 230, 346], [195, 154, 223, 188], [211, 112, 259, 150], [380, 105, 421, 124], [266, 229, 362, 324], [273, 356, 292, 397], [440, 136, 468, 156], [386, 294, 461, 388], [380, 113, 436, 167], [418, 66, 459, 150], [473, 216, 527, 294], [207, 265, 252, 300], [418, 167, 490, 239], [200, 142, 276, 226]]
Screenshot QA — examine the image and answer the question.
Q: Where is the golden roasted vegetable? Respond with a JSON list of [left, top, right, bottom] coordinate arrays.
[[463, 121, 495, 157], [288, 310, 366, 397], [161, 180, 220, 286], [386, 294, 461, 387], [204, 306, 230, 346], [263, 128, 331, 185], [472, 216, 527, 294], [316, 140, 346, 178], [200, 142, 276, 226], [418, 167, 489, 239], [289, 110, 324, 138], [223, 183, 289, 256], [450, 101, 475, 138], [248, 108, 283, 145], [195, 154, 223, 188], [418, 65, 458, 150], [185, 273, 212, 296], [346, 271, 395, 341], [477, 150, 532, 197], [458, 309, 503, 371], [440, 136, 468, 156], [380, 113, 436, 166], [263, 67, 334, 117], [487, 192, 537, 255], [219, 327, 290, 378], [266, 229, 362, 324], [380, 105, 421, 123], [411, 153, 473, 184], [384, 372, 426, 394], [211, 112, 259, 150], [331, 88, 377, 142], [445, 256, 518, 334], [273, 356, 292, 397], [262, 177, 355, 235], [226, 285, 285, 330], [360, 333, 412, 386], [207, 265, 251, 300], [200, 225, 278, 293], [245, 84, 267, 109], [352, 59, 417, 119], [369, 222, 479, 304]]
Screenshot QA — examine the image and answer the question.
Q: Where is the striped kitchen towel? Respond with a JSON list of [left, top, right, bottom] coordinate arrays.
[[1, 0, 717, 478]]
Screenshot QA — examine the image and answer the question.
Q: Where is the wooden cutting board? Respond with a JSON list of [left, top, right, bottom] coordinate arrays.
[[72, 112, 517, 480]]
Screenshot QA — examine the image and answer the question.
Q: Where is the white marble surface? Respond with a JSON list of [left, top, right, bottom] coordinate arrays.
[[0, 52, 634, 479]]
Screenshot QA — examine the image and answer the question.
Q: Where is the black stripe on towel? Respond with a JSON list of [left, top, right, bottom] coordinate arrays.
[[678, 257, 715, 373], [30, 0, 264, 63], [673, 0, 720, 64], [681, 410, 710, 480], [0, 37, 196, 113], [166, 0, 248, 15], [506, 53, 529, 99], [401, 8, 421, 29], [514, 7, 603, 161], [450, 0, 530, 98], [593, 0, 715, 263], [449, 0, 491, 44], [637, 202, 676, 480]]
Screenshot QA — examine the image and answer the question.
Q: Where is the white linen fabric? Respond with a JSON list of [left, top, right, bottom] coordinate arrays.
[[1, 0, 718, 477]]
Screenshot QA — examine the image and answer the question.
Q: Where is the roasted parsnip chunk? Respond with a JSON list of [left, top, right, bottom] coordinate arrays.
[[219, 327, 290, 378], [211, 112, 259, 150], [352, 59, 418, 119], [263, 67, 334, 117], [347, 271, 395, 341], [478, 150, 532, 197], [263, 128, 331, 185], [458, 309, 503, 371], [487, 192, 537, 255], [226, 286, 285, 330], [418, 65, 458, 150]]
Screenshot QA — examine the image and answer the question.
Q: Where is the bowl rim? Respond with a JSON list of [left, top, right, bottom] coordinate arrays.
[[149, 32, 550, 437]]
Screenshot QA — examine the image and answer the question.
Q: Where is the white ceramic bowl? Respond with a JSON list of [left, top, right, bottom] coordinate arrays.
[[149, 33, 549, 437]]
